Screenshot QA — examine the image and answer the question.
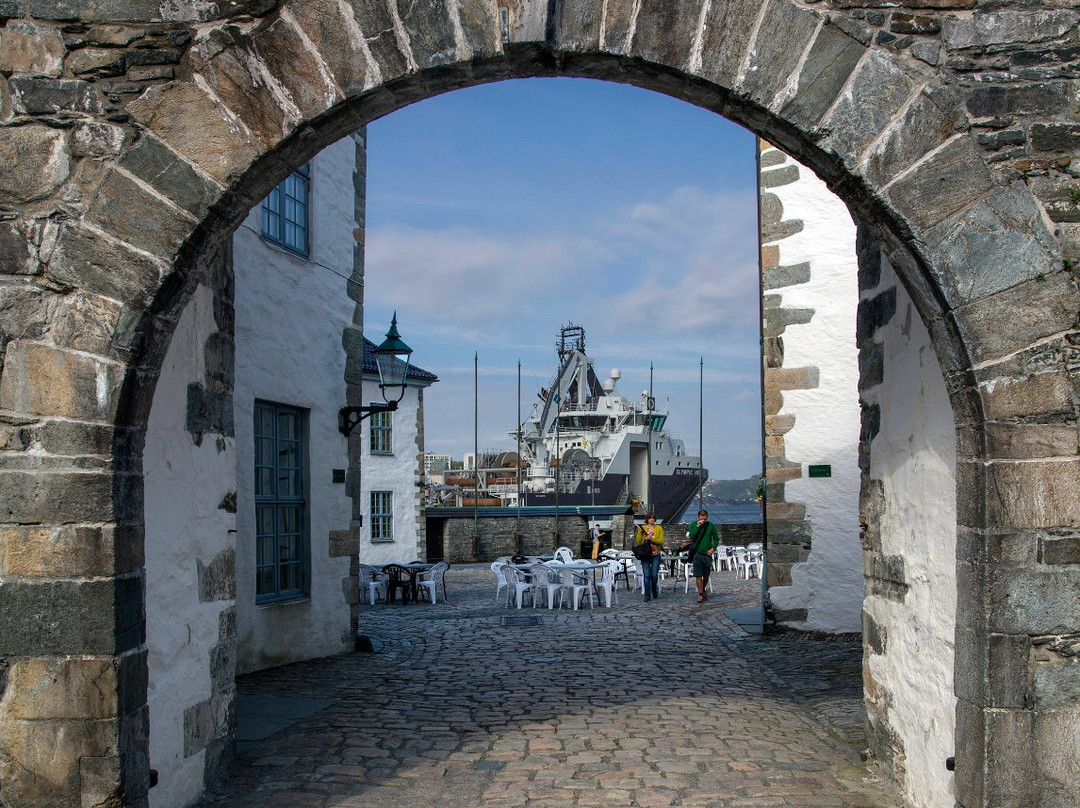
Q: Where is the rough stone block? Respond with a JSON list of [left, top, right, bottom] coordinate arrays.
[[0, 20, 65, 76], [245, 14, 342, 118], [856, 286, 896, 343], [781, 22, 865, 130], [942, 9, 1079, 51], [85, 169, 193, 260], [1041, 533, 1080, 565], [863, 609, 887, 654], [49, 292, 124, 355], [988, 564, 1080, 634], [0, 575, 144, 655], [952, 270, 1077, 365], [0, 124, 70, 204], [628, 0, 707, 67], [290, 0, 374, 93], [9, 77, 102, 114], [0, 524, 126, 578], [0, 341, 123, 421], [0, 221, 35, 275], [859, 84, 968, 188], [925, 184, 1061, 308], [885, 135, 994, 233], [2, 656, 127, 720], [985, 459, 1080, 529], [981, 370, 1075, 421], [765, 366, 819, 391], [983, 708, 1037, 804], [820, 50, 916, 167], [1034, 707, 1080, 799], [118, 132, 222, 219], [760, 164, 799, 188], [70, 120, 126, 159], [126, 80, 260, 185], [987, 633, 1033, 709], [695, 0, 767, 88], [987, 423, 1080, 461], [67, 46, 125, 76], [197, 547, 236, 602], [766, 501, 806, 520], [966, 81, 1068, 119], [1030, 122, 1080, 154], [738, 1, 820, 107]]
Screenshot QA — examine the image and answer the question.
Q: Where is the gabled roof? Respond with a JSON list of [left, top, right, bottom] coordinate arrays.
[[362, 338, 439, 385]]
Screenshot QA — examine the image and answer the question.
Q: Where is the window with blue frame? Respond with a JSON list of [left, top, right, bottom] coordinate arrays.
[[370, 491, 393, 542], [254, 401, 307, 602], [261, 164, 310, 256], [369, 408, 392, 454]]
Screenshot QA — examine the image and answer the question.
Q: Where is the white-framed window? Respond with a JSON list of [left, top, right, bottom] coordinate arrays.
[[261, 164, 310, 256], [254, 401, 307, 602], [370, 491, 393, 542], [369, 408, 392, 454]]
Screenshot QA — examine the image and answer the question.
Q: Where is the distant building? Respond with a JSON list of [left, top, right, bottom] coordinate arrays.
[[424, 453, 452, 474]]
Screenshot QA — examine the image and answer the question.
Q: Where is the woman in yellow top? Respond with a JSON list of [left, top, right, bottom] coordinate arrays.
[[635, 512, 665, 602]]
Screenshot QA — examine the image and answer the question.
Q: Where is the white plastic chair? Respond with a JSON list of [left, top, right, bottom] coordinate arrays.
[[491, 561, 508, 603], [530, 562, 563, 609], [358, 564, 386, 605], [715, 546, 735, 572], [739, 551, 763, 580], [416, 560, 450, 604], [502, 564, 535, 608], [559, 565, 594, 610], [594, 560, 621, 607], [554, 546, 574, 564], [683, 558, 715, 593]]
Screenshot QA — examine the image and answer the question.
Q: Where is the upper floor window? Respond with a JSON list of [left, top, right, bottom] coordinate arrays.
[[254, 401, 307, 602], [370, 408, 393, 454], [261, 165, 310, 256]]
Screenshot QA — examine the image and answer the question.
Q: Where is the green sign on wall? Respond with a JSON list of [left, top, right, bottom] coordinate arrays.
[[808, 464, 832, 478]]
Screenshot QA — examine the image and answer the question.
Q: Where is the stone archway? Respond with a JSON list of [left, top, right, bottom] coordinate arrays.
[[1, 2, 1077, 807]]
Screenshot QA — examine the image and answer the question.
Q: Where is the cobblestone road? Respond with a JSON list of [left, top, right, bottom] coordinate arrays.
[[197, 564, 903, 808]]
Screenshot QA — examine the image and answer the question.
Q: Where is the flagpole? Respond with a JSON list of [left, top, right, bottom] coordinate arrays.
[[516, 359, 522, 555], [473, 350, 479, 559], [698, 356, 704, 513]]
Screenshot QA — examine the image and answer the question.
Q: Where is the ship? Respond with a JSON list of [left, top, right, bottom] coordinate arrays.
[[431, 324, 705, 524]]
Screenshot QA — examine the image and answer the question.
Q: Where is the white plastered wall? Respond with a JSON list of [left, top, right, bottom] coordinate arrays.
[[232, 136, 356, 673], [865, 256, 957, 808], [358, 382, 427, 569], [145, 284, 236, 808], [765, 155, 864, 633]]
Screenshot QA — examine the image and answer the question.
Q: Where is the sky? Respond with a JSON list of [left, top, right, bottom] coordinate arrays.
[[362, 77, 763, 480]]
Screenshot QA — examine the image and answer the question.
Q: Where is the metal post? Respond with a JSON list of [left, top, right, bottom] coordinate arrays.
[[553, 392, 560, 549], [473, 350, 479, 559], [516, 359, 522, 555], [698, 356, 704, 513], [647, 362, 654, 514]]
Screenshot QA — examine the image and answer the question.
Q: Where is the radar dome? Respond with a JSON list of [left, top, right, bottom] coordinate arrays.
[[610, 368, 621, 380]]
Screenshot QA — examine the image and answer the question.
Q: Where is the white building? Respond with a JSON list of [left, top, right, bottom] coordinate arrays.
[[357, 337, 438, 568], [143, 131, 435, 808]]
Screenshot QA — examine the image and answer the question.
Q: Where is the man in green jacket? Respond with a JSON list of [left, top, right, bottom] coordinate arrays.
[[687, 509, 720, 603]]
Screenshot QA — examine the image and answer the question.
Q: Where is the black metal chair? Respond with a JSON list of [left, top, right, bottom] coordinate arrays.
[[382, 563, 415, 604]]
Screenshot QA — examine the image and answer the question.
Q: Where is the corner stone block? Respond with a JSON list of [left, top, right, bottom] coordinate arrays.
[[765, 366, 820, 391], [1034, 707, 1080, 797], [0, 341, 123, 421], [0, 20, 65, 76], [924, 184, 1062, 309], [0, 124, 71, 204], [3, 657, 123, 720], [0, 524, 123, 578], [126, 80, 261, 185]]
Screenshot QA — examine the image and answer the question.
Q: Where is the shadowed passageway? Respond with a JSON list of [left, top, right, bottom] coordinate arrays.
[[196, 564, 901, 808]]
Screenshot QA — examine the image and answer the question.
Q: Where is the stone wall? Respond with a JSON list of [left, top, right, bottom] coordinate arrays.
[[436, 515, 761, 563]]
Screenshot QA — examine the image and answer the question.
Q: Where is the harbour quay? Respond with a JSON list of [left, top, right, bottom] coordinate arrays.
[[425, 507, 764, 563]]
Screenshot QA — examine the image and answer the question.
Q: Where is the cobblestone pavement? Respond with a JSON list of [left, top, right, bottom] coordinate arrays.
[[197, 564, 903, 808]]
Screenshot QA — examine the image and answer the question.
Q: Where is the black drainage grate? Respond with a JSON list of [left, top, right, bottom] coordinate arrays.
[[501, 615, 543, 627]]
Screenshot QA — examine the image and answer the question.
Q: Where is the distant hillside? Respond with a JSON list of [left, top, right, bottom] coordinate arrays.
[[702, 476, 760, 503]]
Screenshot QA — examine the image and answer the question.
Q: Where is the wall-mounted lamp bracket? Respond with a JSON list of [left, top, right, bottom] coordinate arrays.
[[338, 401, 397, 437]]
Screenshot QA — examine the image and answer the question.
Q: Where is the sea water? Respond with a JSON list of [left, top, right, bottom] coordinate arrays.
[[677, 501, 762, 524]]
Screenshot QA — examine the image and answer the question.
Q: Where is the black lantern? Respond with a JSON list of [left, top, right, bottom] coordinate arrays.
[[338, 313, 414, 437]]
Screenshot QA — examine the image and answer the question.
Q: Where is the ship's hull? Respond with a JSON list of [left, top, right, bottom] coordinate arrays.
[[520, 468, 703, 524]]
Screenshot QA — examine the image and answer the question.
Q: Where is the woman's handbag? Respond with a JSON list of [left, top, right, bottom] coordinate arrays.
[[632, 540, 653, 562]]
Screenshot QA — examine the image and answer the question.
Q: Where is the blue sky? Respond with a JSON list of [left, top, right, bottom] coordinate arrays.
[[363, 77, 763, 480]]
